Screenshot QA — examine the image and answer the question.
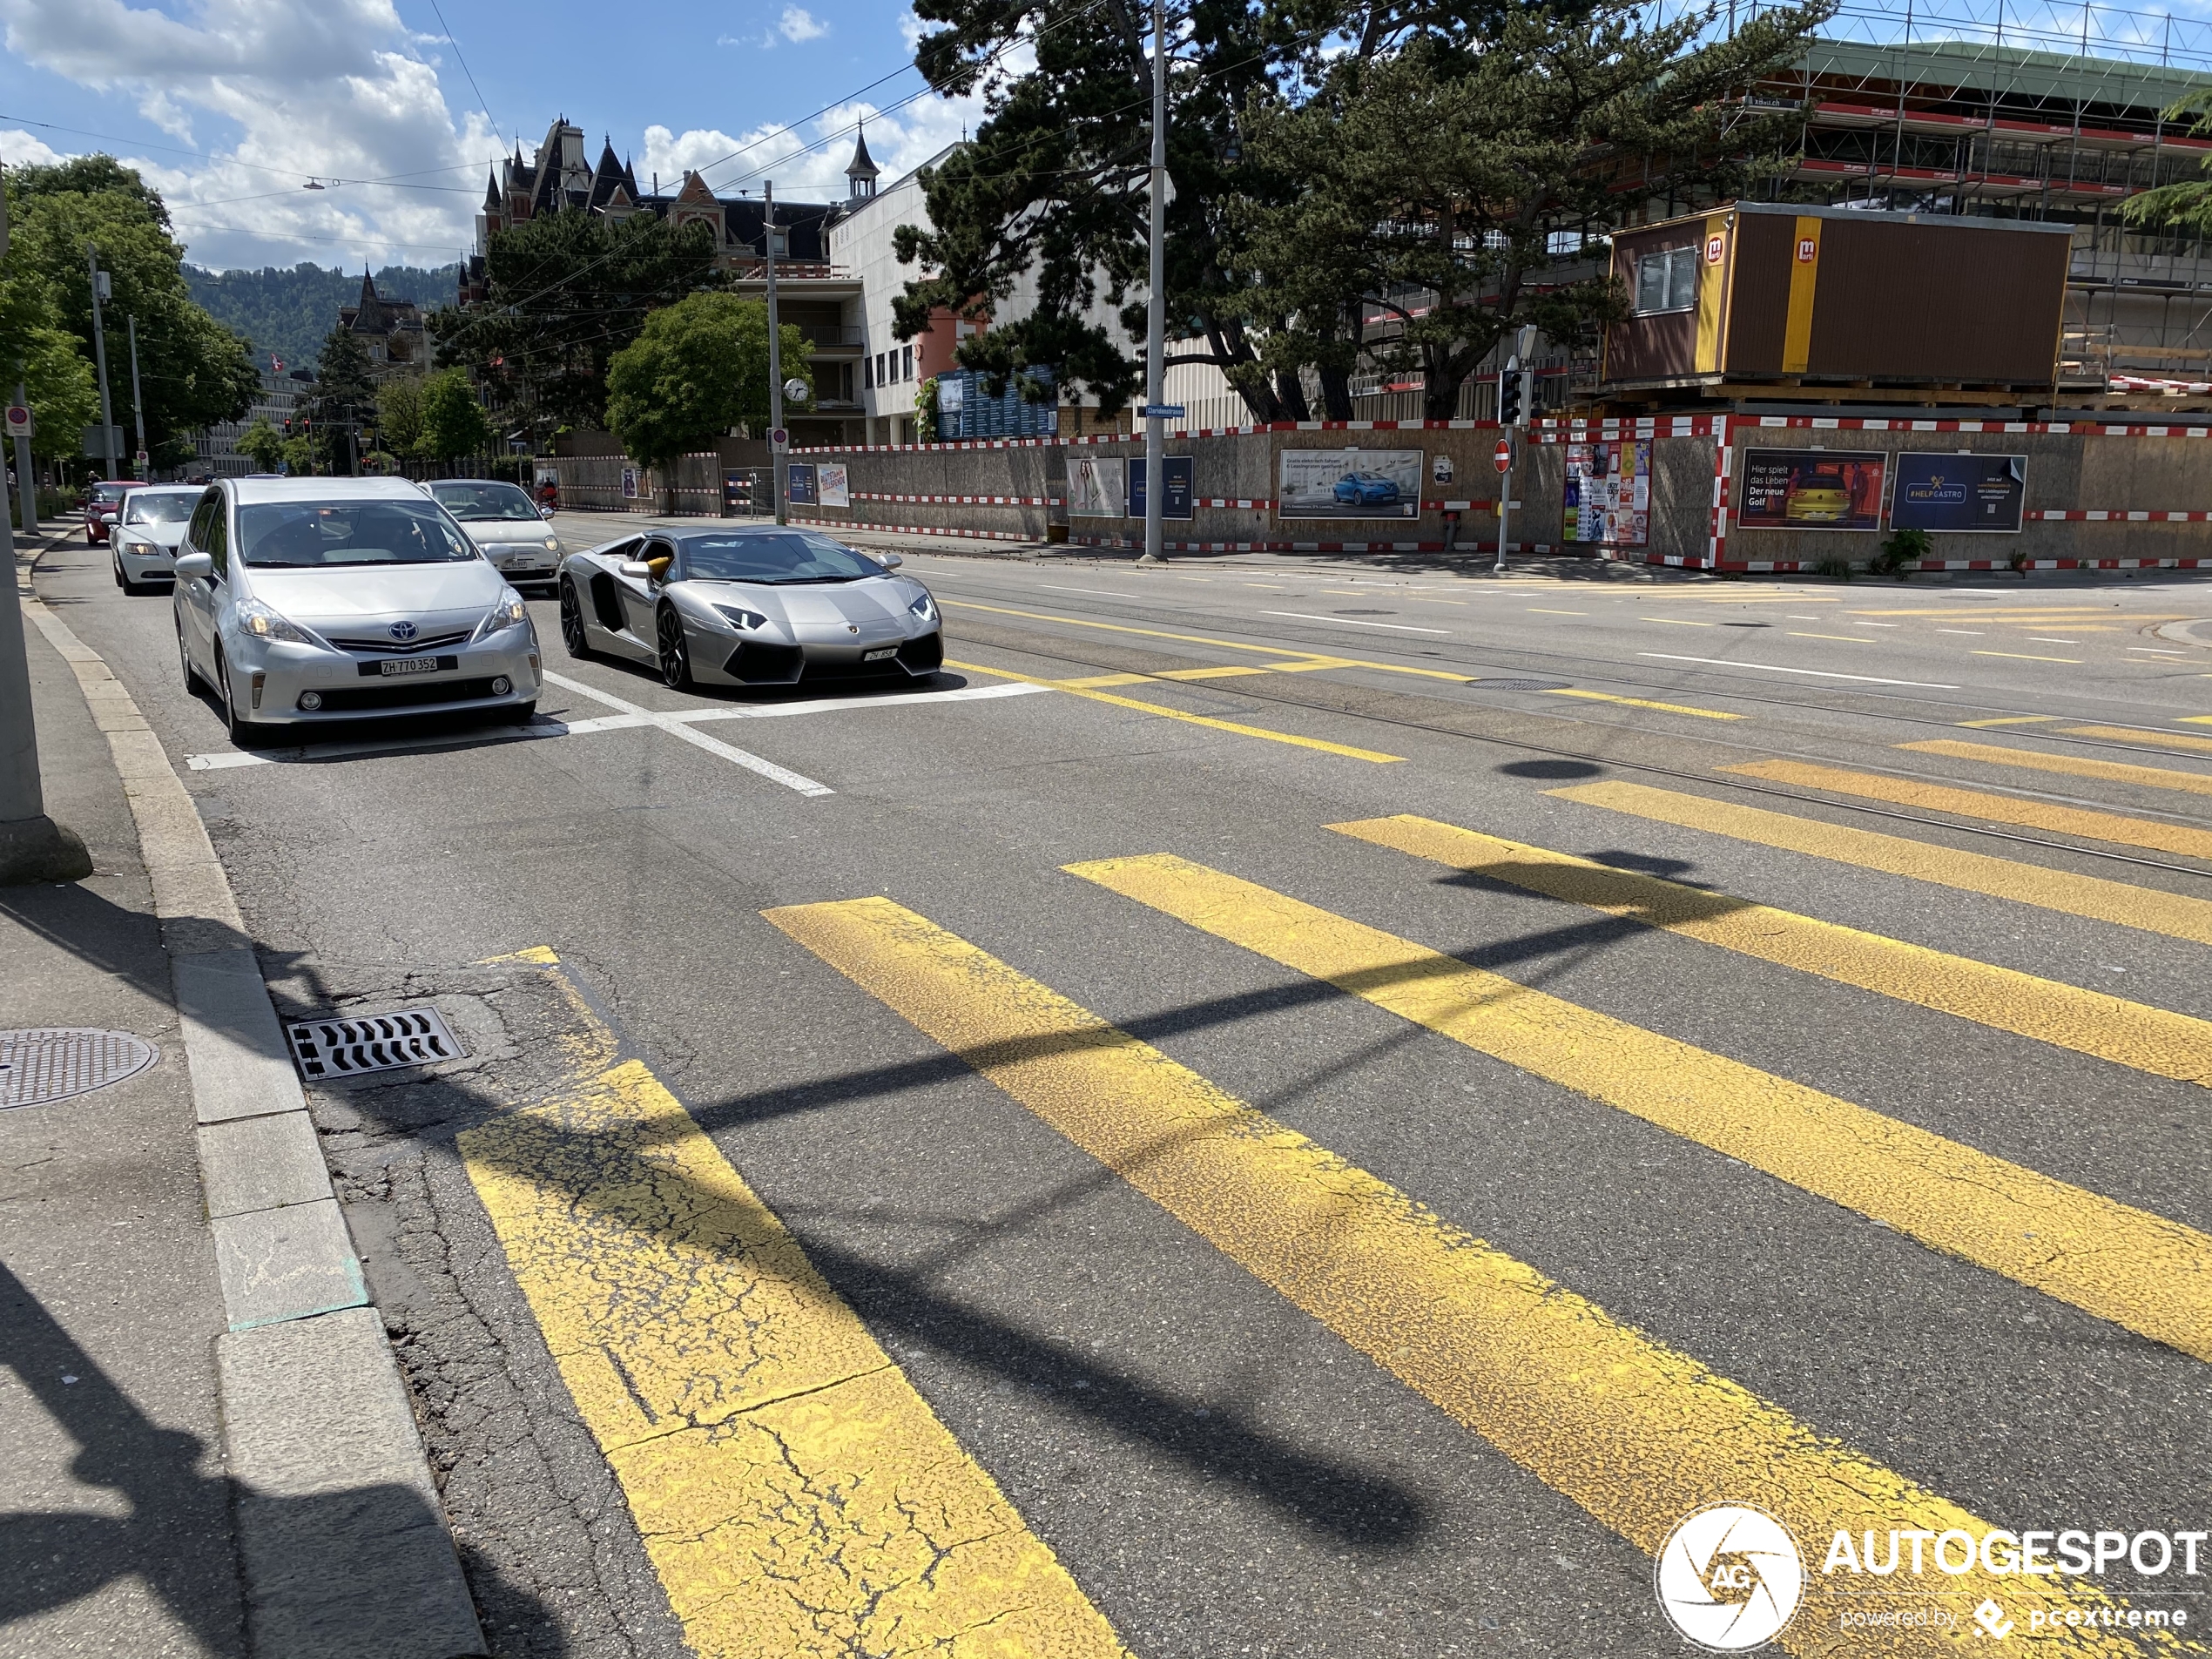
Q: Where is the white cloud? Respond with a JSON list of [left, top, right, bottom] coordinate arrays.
[[3, 0, 498, 270], [0, 129, 67, 166], [778, 6, 828, 43]]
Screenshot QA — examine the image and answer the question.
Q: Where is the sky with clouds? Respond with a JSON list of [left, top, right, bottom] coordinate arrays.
[[0, 0, 993, 272]]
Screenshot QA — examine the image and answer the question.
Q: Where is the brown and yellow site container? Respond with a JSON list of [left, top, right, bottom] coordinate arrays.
[[1600, 203, 2073, 394]]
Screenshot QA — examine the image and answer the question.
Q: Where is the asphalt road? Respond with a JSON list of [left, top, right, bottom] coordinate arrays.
[[30, 529, 2212, 1657]]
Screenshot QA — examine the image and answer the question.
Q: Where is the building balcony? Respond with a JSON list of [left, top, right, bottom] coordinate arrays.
[[797, 324, 866, 349]]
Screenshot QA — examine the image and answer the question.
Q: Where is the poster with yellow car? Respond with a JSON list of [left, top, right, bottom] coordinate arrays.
[[1738, 448, 1885, 531]]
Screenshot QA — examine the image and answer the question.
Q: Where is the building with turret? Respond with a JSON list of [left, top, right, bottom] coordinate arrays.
[[338, 270, 427, 378]]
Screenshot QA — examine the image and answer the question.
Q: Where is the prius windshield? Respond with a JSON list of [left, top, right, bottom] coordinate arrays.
[[428, 481, 542, 521], [237, 500, 480, 567], [678, 531, 885, 584]]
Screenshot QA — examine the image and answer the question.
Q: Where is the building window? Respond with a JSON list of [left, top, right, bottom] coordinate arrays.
[[875, 351, 887, 387], [1634, 246, 1698, 315], [902, 343, 913, 381], [863, 354, 873, 388]]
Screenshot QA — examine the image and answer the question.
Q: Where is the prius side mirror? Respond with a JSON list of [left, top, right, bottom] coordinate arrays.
[[173, 552, 213, 581]]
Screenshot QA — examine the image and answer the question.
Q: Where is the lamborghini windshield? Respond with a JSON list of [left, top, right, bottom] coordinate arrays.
[[678, 531, 885, 584]]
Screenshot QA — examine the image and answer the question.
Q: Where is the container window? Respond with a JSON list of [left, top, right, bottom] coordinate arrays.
[[1634, 246, 1698, 315]]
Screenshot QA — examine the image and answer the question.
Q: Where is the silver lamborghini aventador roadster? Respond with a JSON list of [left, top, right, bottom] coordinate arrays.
[[556, 527, 942, 691]]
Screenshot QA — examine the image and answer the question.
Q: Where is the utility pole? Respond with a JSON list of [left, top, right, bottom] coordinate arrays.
[[0, 181, 91, 884], [88, 244, 118, 479], [12, 380, 35, 536], [1139, 0, 1167, 566], [764, 180, 786, 526], [126, 314, 147, 478]]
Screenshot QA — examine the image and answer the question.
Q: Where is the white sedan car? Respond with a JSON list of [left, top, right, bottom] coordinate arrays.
[[172, 476, 541, 745], [111, 484, 203, 592]]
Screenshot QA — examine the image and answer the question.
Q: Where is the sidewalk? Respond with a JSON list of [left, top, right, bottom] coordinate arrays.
[[3, 533, 483, 1659], [1, 584, 244, 1658]]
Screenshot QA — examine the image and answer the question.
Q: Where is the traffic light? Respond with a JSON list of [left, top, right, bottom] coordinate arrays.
[[1498, 358, 1523, 427]]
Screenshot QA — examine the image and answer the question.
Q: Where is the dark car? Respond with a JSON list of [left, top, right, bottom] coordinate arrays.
[[85, 479, 133, 544]]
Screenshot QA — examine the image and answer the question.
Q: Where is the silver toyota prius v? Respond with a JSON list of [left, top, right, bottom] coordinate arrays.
[[556, 526, 941, 691], [172, 476, 543, 745]]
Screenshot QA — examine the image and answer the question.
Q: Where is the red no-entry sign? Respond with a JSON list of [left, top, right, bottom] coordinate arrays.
[[1494, 437, 1513, 473]]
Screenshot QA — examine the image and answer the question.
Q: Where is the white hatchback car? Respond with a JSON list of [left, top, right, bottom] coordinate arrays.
[[421, 478, 563, 584], [111, 484, 202, 592], [172, 476, 542, 745]]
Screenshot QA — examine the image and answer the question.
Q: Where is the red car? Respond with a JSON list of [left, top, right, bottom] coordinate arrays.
[[84, 479, 133, 544]]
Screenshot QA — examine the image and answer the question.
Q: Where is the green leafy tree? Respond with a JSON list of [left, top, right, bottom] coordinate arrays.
[[429, 210, 720, 438], [0, 270, 100, 464], [237, 415, 287, 472], [375, 373, 428, 459], [308, 326, 376, 472], [899, 0, 1820, 420], [1232, 5, 1821, 419], [604, 293, 810, 469], [3, 157, 260, 465], [420, 368, 494, 461], [280, 432, 316, 476]]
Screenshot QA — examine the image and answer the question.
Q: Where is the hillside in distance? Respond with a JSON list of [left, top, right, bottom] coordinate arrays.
[[183, 261, 461, 369]]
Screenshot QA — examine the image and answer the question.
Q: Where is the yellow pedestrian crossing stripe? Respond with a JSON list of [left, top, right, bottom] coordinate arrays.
[[765, 896, 2143, 1651], [2064, 724, 2212, 756], [458, 960, 1123, 1659], [1063, 853, 2212, 1364], [1541, 688, 1741, 719], [1902, 737, 2212, 799], [1553, 779, 2212, 948], [1329, 813, 2212, 1087], [1721, 759, 2212, 861], [948, 659, 1405, 763]]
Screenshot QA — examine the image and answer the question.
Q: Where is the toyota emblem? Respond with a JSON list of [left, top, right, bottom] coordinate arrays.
[[389, 620, 418, 642]]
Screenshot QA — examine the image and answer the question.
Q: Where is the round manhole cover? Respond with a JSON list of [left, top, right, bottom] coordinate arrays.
[[1471, 678, 1571, 691], [1, 1028, 158, 1109]]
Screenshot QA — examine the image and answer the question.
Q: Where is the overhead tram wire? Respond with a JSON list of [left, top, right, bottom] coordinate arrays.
[[423, 0, 502, 145]]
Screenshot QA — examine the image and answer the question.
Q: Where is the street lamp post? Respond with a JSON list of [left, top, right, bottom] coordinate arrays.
[[1139, 0, 1167, 566], [127, 314, 148, 478], [765, 180, 786, 526], [88, 245, 118, 479]]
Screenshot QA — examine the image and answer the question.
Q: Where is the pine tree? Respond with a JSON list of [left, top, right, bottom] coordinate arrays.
[[308, 326, 377, 474]]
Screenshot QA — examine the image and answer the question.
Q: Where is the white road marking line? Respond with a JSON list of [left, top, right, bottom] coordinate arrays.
[[186, 681, 1043, 780], [1261, 610, 1451, 636], [2131, 647, 2187, 656], [1041, 585, 1148, 599], [2029, 637, 2080, 644], [1856, 621, 1900, 627], [1936, 629, 1984, 636], [1637, 653, 1960, 689]]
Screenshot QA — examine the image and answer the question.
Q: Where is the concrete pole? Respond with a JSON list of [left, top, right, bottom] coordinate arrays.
[[126, 315, 147, 477], [13, 381, 35, 536], [1139, 0, 1167, 566], [0, 202, 91, 881], [88, 244, 117, 478], [765, 181, 786, 526]]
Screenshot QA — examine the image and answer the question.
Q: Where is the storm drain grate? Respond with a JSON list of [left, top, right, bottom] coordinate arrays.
[[1470, 678, 1571, 692], [1, 1028, 158, 1110], [286, 1007, 464, 1080]]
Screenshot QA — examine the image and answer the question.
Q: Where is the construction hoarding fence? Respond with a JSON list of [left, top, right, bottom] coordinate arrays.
[[779, 415, 2212, 571]]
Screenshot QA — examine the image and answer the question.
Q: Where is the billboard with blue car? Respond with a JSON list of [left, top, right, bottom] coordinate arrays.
[[1278, 448, 1423, 520]]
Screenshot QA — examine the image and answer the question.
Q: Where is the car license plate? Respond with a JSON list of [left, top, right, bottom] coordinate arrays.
[[368, 654, 459, 678], [862, 647, 898, 662]]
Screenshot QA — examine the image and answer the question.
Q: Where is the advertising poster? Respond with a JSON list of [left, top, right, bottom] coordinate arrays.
[[1888, 453, 2027, 533], [817, 462, 851, 509], [1563, 440, 1650, 547], [1067, 454, 1127, 518], [1737, 448, 1886, 531], [620, 466, 638, 501], [1278, 448, 1423, 519], [1127, 456, 1195, 521], [786, 462, 819, 506]]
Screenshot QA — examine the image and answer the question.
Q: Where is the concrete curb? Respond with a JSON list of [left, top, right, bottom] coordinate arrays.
[[18, 554, 486, 1659]]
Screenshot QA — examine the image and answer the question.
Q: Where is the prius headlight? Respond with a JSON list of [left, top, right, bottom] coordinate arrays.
[[907, 589, 936, 623], [714, 604, 768, 631], [235, 597, 322, 647], [471, 585, 529, 642]]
